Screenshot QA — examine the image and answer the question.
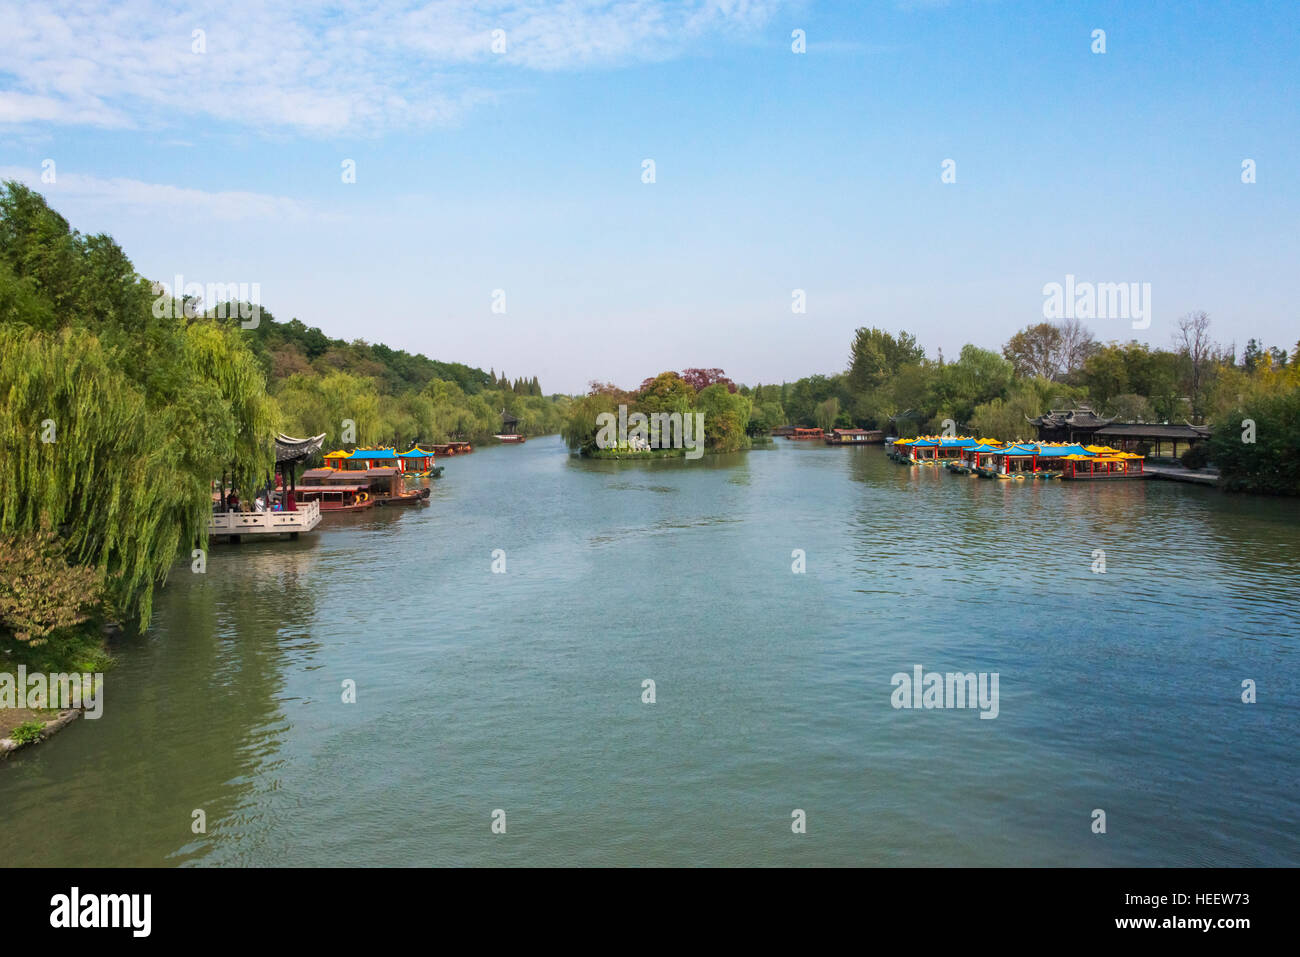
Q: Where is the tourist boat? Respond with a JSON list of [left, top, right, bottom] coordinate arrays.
[[399, 446, 445, 478], [947, 439, 1004, 474], [304, 449, 430, 509], [788, 427, 824, 440], [1060, 449, 1149, 480], [358, 467, 428, 506], [824, 428, 884, 445], [494, 433, 526, 443], [295, 469, 377, 512], [975, 443, 1097, 479], [888, 437, 914, 461], [892, 436, 978, 465]]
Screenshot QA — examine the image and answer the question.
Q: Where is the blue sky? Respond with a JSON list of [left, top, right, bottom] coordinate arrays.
[[2, 0, 1296, 393]]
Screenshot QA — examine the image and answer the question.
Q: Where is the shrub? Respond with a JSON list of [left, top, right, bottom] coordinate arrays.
[[0, 518, 104, 645], [1209, 390, 1300, 495], [10, 720, 44, 746], [1180, 444, 1210, 470]]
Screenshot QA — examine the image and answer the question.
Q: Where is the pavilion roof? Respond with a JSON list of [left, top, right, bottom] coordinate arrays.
[[1095, 423, 1211, 439], [275, 433, 327, 465]]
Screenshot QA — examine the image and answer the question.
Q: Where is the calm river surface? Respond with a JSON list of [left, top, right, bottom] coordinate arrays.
[[3, 439, 1297, 866]]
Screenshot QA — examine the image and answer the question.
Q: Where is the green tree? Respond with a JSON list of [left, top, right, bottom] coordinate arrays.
[[848, 328, 924, 393], [1209, 389, 1300, 495], [814, 397, 840, 431]]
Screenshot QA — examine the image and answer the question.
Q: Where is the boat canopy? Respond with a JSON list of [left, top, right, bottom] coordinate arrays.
[[994, 443, 1095, 458], [399, 447, 435, 458], [906, 436, 978, 448], [343, 448, 399, 460], [1035, 444, 1094, 458]]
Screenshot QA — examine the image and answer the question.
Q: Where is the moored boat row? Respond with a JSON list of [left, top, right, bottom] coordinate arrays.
[[890, 436, 1148, 480], [297, 445, 446, 513]]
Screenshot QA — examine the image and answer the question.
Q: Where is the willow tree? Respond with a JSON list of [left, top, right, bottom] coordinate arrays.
[[1, 182, 275, 630], [0, 322, 274, 629], [273, 370, 381, 447]]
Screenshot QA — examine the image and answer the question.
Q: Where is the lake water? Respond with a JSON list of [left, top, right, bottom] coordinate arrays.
[[2, 438, 1297, 866]]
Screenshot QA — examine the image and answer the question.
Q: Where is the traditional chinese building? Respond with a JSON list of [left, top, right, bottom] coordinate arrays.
[[1028, 407, 1210, 459]]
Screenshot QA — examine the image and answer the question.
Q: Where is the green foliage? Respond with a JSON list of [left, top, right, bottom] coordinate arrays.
[[0, 182, 278, 628], [561, 394, 618, 453], [1180, 444, 1210, 470], [1208, 389, 1300, 495], [746, 400, 786, 435], [561, 374, 750, 455], [695, 383, 752, 452], [10, 721, 44, 746], [848, 328, 924, 393], [1104, 393, 1156, 423], [927, 345, 1014, 427], [814, 396, 840, 431], [968, 377, 1086, 442], [0, 321, 270, 629]]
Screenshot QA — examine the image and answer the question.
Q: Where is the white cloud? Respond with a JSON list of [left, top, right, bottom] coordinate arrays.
[[0, 0, 788, 135], [0, 166, 324, 222]]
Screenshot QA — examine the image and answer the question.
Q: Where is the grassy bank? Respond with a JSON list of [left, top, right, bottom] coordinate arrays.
[[1, 626, 114, 742]]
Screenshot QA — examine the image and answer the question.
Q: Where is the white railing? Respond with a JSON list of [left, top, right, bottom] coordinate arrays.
[[208, 500, 321, 536]]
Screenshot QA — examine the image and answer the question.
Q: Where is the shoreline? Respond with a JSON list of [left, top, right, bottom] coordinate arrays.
[[0, 706, 82, 759]]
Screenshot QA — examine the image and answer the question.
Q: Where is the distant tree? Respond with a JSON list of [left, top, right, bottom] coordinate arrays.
[[814, 397, 840, 431], [927, 345, 1014, 425], [587, 380, 635, 402], [1174, 311, 1215, 421], [847, 328, 925, 393], [638, 372, 695, 412], [694, 384, 751, 451], [1002, 322, 1064, 380], [1104, 393, 1155, 423], [679, 368, 737, 393], [1081, 344, 1129, 405], [1056, 318, 1098, 379], [1242, 339, 1265, 372], [746, 401, 786, 435]]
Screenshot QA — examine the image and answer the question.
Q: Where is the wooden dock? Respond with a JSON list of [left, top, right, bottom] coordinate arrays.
[[1144, 464, 1220, 487], [208, 501, 322, 542]]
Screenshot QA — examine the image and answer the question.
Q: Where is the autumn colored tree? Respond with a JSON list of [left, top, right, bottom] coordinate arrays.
[[679, 368, 737, 393], [0, 518, 104, 645]]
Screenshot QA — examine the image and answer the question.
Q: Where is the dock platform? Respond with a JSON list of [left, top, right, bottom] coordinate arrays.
[[1144, 465, 1220, 486], [208, 501, 322, 542]]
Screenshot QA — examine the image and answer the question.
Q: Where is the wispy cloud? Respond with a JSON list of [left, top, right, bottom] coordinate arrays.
[[0, 0, 789, 136], [0, 166, 325, 221]]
